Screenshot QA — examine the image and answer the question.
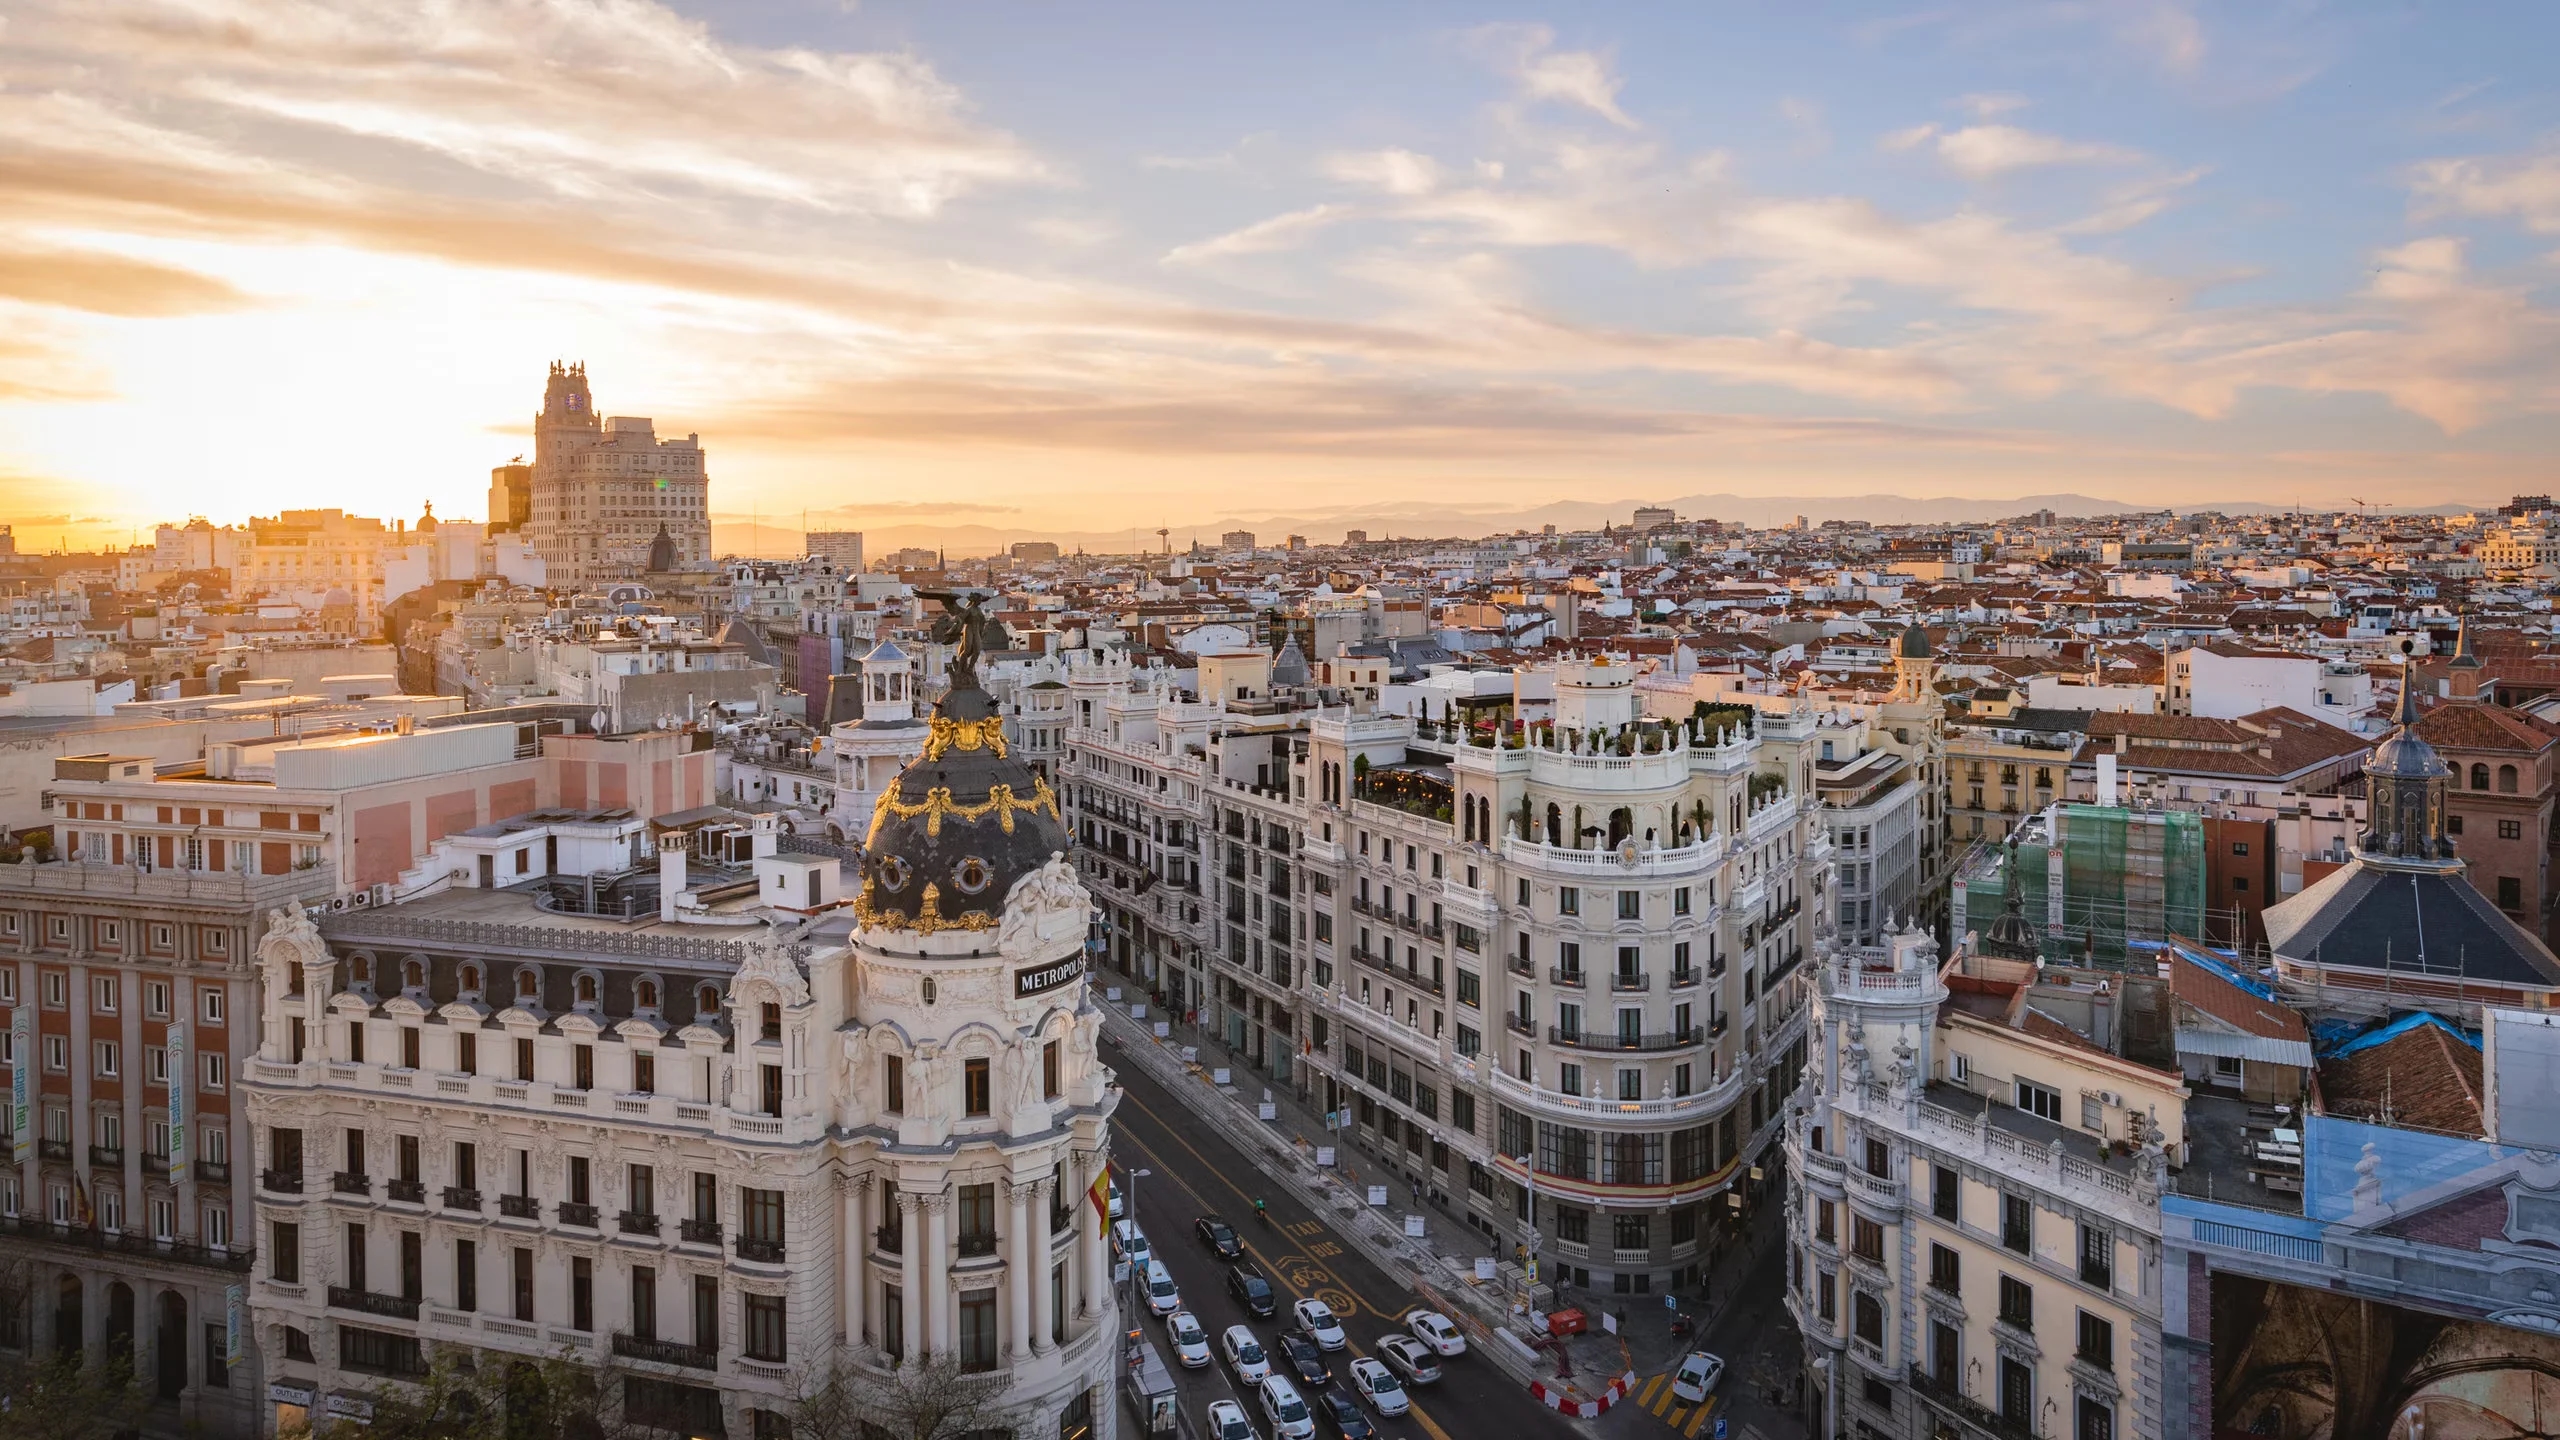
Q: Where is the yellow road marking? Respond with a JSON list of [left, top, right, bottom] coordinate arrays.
[[1115, 1097, 1456, 1440], [1684, 1395, 1721, 1438], [1639, 1374, 1668, 1407]]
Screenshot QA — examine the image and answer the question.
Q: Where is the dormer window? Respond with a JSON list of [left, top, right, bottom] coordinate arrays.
[[516, 970, 539, 1002], [349, 957, 371, 986], [697, 984, 720, 1017], [459, 964, 482, 997], [575, 974, 598, 1008], [403, 960, 425, 992], [635, 979, 659, 1010]]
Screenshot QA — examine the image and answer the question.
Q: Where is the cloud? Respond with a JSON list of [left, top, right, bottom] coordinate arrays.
[[1461, 23, 1637, 128], [9, 0, 1043, 219], [1928, 125, 2147, 178], [2411, 145, 2560, 235], [1324, 149, 1444, 197], [1162, 204, 1353, 265], [0, 241, 251, 316], [2114, 1, 2206, 77], [1956, 92, 2029, 119]]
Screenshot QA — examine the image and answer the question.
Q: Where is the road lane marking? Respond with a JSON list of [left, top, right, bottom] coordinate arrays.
[[1114, 1107, 1457, 1440], [1684, 1396, 1721, 1438]]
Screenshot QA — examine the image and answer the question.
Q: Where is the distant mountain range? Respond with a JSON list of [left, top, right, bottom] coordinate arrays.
[[710, 491, 2484, 560]]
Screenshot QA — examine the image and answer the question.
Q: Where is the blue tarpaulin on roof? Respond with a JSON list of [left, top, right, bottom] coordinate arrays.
[[2317, 1009, 2481, 1059], [2167, 938, 2277, 1002]]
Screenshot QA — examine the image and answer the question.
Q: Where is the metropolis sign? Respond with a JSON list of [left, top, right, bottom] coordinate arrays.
[[1014, 956, 1084, 999]]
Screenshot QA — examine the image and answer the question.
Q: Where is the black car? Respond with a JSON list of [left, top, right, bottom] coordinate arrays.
[[1313, 1387, 1378, 1439], [1275, 1327, 1332, 1387], [1227, 1264, 1278, 1319], [1196, 1214, 1243, 1260]]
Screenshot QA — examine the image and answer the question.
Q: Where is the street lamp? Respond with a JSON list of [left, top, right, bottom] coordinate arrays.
[[1121, 1166, 1153, 1333], [1514, 1153, 1543, 1306], [1810, 1354, 1839, 1440]]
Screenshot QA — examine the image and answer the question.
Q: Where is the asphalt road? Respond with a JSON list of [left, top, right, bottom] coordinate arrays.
[[1103, 1035, 1576, 1440]]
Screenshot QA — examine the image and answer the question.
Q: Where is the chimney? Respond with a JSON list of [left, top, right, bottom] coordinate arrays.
[[657, 831, 687, 923], [2114, 729, 2129, 755], [2097, 752, 2119, 807]]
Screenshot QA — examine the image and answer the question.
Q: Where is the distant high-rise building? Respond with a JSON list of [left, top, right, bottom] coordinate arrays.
[[1009, 540, 1061, 563], [486, 462, 532, 533], [522, 362, 711, 584], [807, 529, 865, 573], [1220, 529, 1256, 552], [1343, 529, 1368, 547], [1286, 534, 1307, 551], [1632, 505, 1677, 531]]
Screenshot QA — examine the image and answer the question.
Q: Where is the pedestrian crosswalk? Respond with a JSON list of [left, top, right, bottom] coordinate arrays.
[[1631, 1372, 1728, 1438]]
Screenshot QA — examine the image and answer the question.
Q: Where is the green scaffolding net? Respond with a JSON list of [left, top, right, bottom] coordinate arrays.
[[1959, 805, 2210, 971]]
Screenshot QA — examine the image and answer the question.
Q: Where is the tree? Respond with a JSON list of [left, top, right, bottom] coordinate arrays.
[[781, 1352, 1018, 1440], [0, 1351, 153, 1440], [278, 1349, 656, 1440]]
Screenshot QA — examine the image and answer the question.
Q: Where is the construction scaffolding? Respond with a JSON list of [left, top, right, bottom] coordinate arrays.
[[1954, 803, 2226, 971]]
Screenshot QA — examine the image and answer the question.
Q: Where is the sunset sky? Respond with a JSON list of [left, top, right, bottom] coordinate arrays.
[[1, 1, 2556, 551]]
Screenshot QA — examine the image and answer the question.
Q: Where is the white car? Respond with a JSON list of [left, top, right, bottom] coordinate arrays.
[[1205, 1399, 1260, 1440], [1349, 1356, 1410, 1417], [1222, 1324, 1272, 1384], [1109, 1177, 1125, 1220], [1406, 1309, 1466, 1356], [1292, 1298, 1347, 1351], [1258, 1375, 1316, 1440], [1141, 1260, 1182, 1317], [1374, 1334, 1441, 1386], [1671, 1350, 1727, 1404], [1167, 1310, 1212, 1368]]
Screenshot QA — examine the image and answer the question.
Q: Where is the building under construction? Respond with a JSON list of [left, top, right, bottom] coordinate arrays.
[[1954, 801, 2232, 969]]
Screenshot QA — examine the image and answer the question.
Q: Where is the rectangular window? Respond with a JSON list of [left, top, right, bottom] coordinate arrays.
[[2077, 1310, 2114, 1370], [963, 1058, 991, 1116], [744, 1292, 787, 1363], [1999, 1357, 2032, 1424], [2002, 1193, 2032, 1254], [2078, 1396, 2116, 1440], [633, 1050, 653, 1094], [573, 1044, 593, 1090], [458, 1031, 477, 1075], [1930, 1243, 1960, 1294], [1933, 1165, 1959, 1221], [513, 1247, 535, 1322], [401, 1230, 423, 1302], [1852, 1290, 1883, 1346], [515, 1037, 535, 1081], [958, 1183, 997, 1254], [630, 1265, 656, 1340], [2015, 1078, 2062, 1122], [456, 1239, 477, 1312], [1559, 886, 1579, 916], [883, 1056, 904, 1113], [571, 1257, 593, 1332], [203, 1052, 227, 1091], [2079, 1224, 2114, 1290], [201, 985, 227, 1025], [1617, 890, 1640, 920], [1932, 1320, 1959, 1383], [1851, 1217, 1884, 1264], [345, 1223, 368, 1291], [1999, 1274, 2034, 1331], [272, 1222, 300, 1283], [695, 1275, 719, 1351], [760, 1064, 782, 1116], [958, 1290, 998, 1372], [1043, 1041, 1061, 1099], [569, 1156, 591, 1206], [744, 1188, 784, 1245]]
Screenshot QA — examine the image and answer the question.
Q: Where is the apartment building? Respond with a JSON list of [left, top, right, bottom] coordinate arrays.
[[242, 666, 1119, 1439], [1784, 926, 2186, 1440], [0, 709, 712, 1436], [1064, 649, 1826, 1295]]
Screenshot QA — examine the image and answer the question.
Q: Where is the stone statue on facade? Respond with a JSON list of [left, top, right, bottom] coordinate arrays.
[[738, 916, 812, 1007], [1843, 1019, 1872, 1092], [259, 903, 328, 972], [1886, 1035, 1916, 1107], [1000, 852, 1092, 958]]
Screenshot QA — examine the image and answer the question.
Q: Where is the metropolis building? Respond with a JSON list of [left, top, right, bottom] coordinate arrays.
[[243, 639, 1120, 1438]]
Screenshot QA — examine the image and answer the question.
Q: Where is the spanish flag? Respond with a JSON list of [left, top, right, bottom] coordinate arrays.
[[1088, 1167, 1112, 1221]]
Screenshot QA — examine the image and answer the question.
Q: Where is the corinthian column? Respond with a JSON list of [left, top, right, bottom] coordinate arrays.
[[1006, 1178, 1032, 1361], [1029, 1177, 1056, 1354], [841, 1173, 869, 1346], [924, 1191, 952, 1360], [898, 1190, 923, 1365], [1079, 1157, 1109, 1320]]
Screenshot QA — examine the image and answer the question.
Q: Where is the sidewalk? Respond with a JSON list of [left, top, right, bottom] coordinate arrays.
[[1096, 987, 1795, 1424]]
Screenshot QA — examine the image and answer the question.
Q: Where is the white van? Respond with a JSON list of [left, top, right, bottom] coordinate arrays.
[[1257, 1374, 1315, 1440]]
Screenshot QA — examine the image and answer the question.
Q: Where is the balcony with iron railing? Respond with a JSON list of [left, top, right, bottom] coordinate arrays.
[[38, 1139, 70, 1162], [263, 1167, 303, 1194], [736, 1236, 785, 1263], [328, 1286, 421, 1321], [558, 1202, 599, 1229], [90, 1144, 123, 1168], [1611, 970, 1651, 993], [1548, 1026, 1703, 1053], [957, 1232, 998, 1259], [1668, 967, 1701, 989], [387, 1178, 426, 1204], [613, 1333, 717, 1370], [333, 1171, 371, 1197], [442, 1187, 481, 1212], [1908, 1364, 2039, 1440], [620, 1211, 661, 1237], [199, 1160, 231, 1184], [0, 1213, 251, 1272], [500, 1194, 541, 1220], [679, 1218, 721, 1245]]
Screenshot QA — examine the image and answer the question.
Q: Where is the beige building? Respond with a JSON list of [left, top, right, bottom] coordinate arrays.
[[1786, 924, 2185, 1440], [523, 363, 713, 585]]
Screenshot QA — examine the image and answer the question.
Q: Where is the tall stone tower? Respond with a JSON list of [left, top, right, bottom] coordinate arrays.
[[521, 361, 713, 585]]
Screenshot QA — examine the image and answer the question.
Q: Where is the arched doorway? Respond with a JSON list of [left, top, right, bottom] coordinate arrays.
[[1606, 807, 1633, 848], [54, 1274, 82, 1356], [156, 1291, 188, 1399], [105, 1281, 135, 1363]]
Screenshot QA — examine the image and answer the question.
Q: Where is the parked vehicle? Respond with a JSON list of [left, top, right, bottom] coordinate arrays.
[[1405, 1309, 1466, 1356], [1670, 1351, 1727, 1405], [1373, 1335, 1441, 1387]]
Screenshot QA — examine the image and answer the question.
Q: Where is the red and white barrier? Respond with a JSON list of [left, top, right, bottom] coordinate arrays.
[[1527, 1369, 1640, 1417]]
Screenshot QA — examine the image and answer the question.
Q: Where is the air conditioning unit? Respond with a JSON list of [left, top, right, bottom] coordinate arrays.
[[371, 883, 392, 907], [326, 895, 350, 913], [2097, 1089, 2123, 1108], [349, 890, 369, 908]]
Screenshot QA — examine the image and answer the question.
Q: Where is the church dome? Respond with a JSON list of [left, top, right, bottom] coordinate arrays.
[[854, 674, 1066, 934], [1897, 621, 1931, 659], [416, 501, 438, 533]]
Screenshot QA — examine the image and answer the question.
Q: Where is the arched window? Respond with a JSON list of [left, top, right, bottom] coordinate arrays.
[[2473, 763, 2491, 790], [403, 960, 424, 992], [459, 964, 481, 995], [2500, 765, 2520, 794], [574, 974, 597, 1006], [698, 984, 720, 1016], [635, 979, 659, 1010], [516, 969, 538, 1001], [349, 956, 371, 985]]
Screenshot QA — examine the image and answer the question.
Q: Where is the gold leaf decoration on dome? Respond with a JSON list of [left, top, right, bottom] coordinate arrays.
[[851, 874, 999, 934], [923, 712, 1009, 760], [867, 775, 1060, 841]]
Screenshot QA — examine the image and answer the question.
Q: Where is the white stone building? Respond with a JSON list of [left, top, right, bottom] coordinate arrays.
[[243, 662, 1120, 1439]]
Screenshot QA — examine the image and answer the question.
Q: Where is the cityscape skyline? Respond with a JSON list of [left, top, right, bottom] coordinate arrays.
[[4, 2, 2558, 550]]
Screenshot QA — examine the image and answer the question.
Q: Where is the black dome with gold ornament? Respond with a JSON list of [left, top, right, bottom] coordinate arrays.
[[855, 595, 1064, 934]]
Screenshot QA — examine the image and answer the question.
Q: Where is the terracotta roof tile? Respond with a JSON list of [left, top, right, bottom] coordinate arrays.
[[2169, 952, 2309, 1042], [2318, 1025, 2484, 1137]]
